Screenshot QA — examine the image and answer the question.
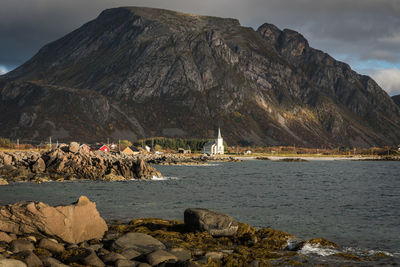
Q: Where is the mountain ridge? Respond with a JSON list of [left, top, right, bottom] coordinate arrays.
[[1, 6, 399, 147]]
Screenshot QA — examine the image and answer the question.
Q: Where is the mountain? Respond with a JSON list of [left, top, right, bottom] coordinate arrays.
[[392, 94, 400, 107], [1, 6, 400, 147]]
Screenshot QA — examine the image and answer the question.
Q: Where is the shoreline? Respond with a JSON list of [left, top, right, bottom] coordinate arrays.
[[0, 197, 397, 267], [233, 155, 379, 161]]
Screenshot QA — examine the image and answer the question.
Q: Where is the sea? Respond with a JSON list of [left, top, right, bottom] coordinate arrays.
[[0, 159, 399, 263]]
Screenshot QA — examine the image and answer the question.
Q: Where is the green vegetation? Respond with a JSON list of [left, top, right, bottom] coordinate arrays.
[[133, 137, 212, 152], [0, 138, 13, 148], [119, 139, 132, 147]]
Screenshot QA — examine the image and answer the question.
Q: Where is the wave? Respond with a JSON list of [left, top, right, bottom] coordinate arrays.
[[299, 243, 339, 256], [299, 242, 397, 259], [151, 176, 179, 181]]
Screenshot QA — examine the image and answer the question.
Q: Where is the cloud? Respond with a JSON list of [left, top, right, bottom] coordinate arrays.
[[0, 65, 8, 75], [369, 68, 400, 96]]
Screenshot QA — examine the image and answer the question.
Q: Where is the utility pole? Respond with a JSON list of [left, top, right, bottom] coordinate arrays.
[[49, 136, 52, 150], [107, 138, 110, 146], [17, 139, 19, 149]]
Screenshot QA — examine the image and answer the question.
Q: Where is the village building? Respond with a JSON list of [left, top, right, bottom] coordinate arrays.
[[121, 146, 140, 155], [93, 144, 110, 152], [202, 128, 224, 155], [178, 148, 191, 154]]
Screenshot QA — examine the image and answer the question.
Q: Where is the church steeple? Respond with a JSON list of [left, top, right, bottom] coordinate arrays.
[[218, 128, 222, 139]]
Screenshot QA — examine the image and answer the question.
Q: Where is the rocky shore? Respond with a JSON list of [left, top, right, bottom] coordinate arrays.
[[0, 197, 395, 267], [0, 143, 161, 184], [142, 154, 241, 166]]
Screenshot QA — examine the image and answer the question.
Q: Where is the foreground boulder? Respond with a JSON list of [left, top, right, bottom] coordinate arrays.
[[184, 208, 238, 236], [0, 196, 107, 244], [112, 232, 166, 253]]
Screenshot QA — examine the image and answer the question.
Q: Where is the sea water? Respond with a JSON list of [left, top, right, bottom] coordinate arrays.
[[0, 160, 399, 259]]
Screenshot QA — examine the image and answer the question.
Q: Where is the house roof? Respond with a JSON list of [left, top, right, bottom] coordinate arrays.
[[92, 144, 109, 150], [130, 146, 140, 152]]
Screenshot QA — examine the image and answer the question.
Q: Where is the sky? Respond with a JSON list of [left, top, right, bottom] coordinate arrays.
[[1, 0, 399, 95]]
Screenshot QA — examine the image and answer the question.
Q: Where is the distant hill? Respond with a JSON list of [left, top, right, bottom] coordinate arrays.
[[1, 7, 400, 147]]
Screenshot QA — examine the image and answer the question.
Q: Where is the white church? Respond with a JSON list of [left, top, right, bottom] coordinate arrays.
[[202, 128, 224, 155]]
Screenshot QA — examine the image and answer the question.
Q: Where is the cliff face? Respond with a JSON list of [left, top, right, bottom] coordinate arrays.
[[1, 7, 399, 147]]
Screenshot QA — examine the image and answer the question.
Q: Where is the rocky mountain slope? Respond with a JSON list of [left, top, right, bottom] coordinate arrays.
[[1, 6, 400, 147], [392, 94, 400, 107]]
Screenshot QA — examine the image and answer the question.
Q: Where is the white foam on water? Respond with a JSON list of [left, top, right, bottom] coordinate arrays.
[[299, 243, 339, 256], [344, 247, 394, 257], [172, 163, 220, 167], [151, 176, 179, 181]]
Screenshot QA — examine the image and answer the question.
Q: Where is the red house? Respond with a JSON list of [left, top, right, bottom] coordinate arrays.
[[99, 145, 110, 152], [92, 144, 110, 152]]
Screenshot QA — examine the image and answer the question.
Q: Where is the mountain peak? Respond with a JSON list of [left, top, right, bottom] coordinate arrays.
[[99, 6, 241, 30], [1, 7, 399, 146]]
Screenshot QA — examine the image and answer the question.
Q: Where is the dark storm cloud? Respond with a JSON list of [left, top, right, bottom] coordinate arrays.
[[1, 0, 399, 93]]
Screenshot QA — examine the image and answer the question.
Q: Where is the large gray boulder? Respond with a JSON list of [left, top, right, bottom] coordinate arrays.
[[112, 233, 166, 254], [184, 208, 238, 237], [146, 250, 178, 266]]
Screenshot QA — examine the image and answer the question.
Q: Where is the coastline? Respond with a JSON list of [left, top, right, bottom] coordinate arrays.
[[0, 197, 397, 267]]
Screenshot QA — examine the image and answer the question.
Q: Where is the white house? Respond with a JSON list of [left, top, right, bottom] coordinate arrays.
[[202, 128, 224, 155]]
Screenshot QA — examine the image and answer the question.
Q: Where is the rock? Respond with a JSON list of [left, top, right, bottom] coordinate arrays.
[[103, 174, 126, 181], [250, 260, 262, 267], [168, 248, 191, 262], [10, 240, 35, 253], [97, 248, 110, 256], [32, 158, 46, 173], [115, 259, 137, 267], [146, 250, 178, 266], [38, 239, 65, 254], [194, 256, 208, 264], [0, 178, 8, 186], [61, 248, 91, 264], [69, 142, 80, 153], [0, 196, 108, 244], [101, 252, 126, 264], [121, 248, 142, 260], [205, 251, 224, 260], [0, 259, 27, 267], [0, 232, 13, 243], [42, 257, 69, 267], [103, 231, 120, 241], [81, 251, 105, 267], [87, 244, 103, 251], [192, 249, 204, 256], [26, 236, 37, 243], [112, 233, 166, 254], [184, 208, 238, 236], [0, 148, 162, 181], [181, 262, 201, 267], [14, 251, 42, 267], [137, 263, 151, 267]]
